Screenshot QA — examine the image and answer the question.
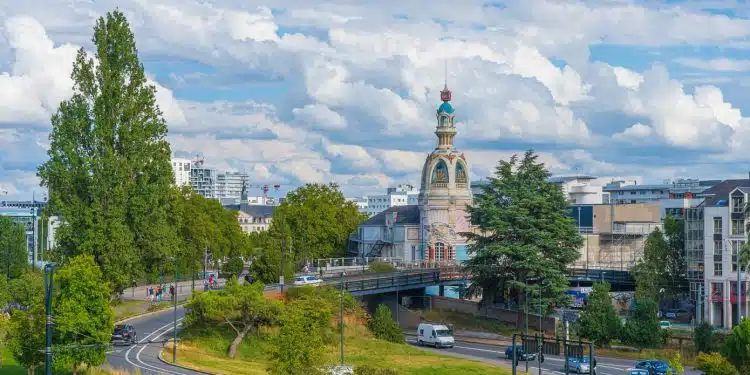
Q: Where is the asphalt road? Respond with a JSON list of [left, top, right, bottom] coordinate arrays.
[[106, 306, 204, 375], [404, 337, 702, 375]]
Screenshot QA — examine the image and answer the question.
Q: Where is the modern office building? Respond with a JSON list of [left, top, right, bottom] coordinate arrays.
[[0, 207, 40, 265], [605, 178, 719, 205], [171, 158, 192, 187], [174, 157, 251, 201], [353, 184, 419, 217]]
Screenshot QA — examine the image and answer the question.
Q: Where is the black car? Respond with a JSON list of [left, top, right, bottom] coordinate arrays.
[[634, 360, 673, 375], [111, 324, 137, 346], [504, 345, 536, 361]]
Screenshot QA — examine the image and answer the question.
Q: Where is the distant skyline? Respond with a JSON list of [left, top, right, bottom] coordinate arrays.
[[4, 1, 750, 201]]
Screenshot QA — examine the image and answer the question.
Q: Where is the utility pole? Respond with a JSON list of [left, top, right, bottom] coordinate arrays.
[[173, 265, 178, 364], [525, 278, 529, 373], [340, 271, 345, 367], [303, 235, 307, 272], [738, 248, 742, 323], [280, 218, 286, 292], [203, 248, 209, 292], [44, 263, 56, 375]]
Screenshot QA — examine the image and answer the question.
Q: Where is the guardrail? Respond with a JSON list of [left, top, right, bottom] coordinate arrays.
[[324, 267, 465, 294]]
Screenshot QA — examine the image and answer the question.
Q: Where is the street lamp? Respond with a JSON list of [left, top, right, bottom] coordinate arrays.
[[44, 263, 58, 375]]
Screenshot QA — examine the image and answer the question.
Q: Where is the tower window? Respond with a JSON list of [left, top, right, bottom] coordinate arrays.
[[435, 242, 445, 261], [455, 162, 467, 184], [431, 160, 448, 185]]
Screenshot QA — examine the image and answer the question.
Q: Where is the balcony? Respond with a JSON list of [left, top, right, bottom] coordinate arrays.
[[431, 183, 448, 189], [456, 182, 468, 189], [612, 222, 661, 234]]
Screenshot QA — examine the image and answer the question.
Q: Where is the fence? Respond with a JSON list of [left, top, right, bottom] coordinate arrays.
[[430, 296, 557, 333]]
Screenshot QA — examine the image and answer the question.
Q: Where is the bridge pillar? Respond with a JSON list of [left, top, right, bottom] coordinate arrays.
[[438, 285, 445, 297]]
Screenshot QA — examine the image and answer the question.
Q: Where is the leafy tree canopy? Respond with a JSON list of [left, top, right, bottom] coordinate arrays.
[[575, 282, 621, 347], [0, 216, 30, 280], [7, 271, 45, 373], [696, 352, 739, 375], [622, 298, 661, 350], [367, 304, 403, 343], [721, 318, 750, 374], [463, 151, 583, 309], [53, 255, 114, 374], [37, 10, 176, 294]]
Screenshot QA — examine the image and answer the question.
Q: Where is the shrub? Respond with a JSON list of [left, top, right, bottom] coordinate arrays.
[[694, 321, 714, 353], [286, 285, 360, 314], [721, 318, 750, 374], [367, 261, 395, 273], [367, 304, 403, 344], [695, 352, 739, 375]]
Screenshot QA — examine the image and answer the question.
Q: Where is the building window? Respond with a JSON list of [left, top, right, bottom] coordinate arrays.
[[714, 262, 723, 276], [639, 191, 646, 195], [732, 196, 745, 213], [732, 219, 744, 236], [714, 240, 723, 255], [448, 245, 455, 260], [411, 245, 416, 260], [714, 217, 723, 234], [435, 242, 445, 260], [630, 191, 636, 195]]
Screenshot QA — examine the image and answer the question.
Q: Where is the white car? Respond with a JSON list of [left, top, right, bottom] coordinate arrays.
[[293, 275, 323, 286], [417, 323, 455, 348]]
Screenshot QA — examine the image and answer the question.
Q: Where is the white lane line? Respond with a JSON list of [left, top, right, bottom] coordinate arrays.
[[125, 318, 186, 375], [136, 318, 186, 375]]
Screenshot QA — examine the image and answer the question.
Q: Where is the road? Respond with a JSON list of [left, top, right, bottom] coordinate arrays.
[[107, 306, 203, 375], [404, 337, 702, 375]]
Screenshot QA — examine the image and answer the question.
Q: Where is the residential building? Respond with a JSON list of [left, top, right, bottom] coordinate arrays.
[[217, 171, 250, 201], [190, 159, 218, 199], [171, 158, 192, 186], [0, 207, 40, 265], [698, 179, 750, 329], [354, 184, 419, 217], [472, 175, 606, 205], [605, 178, 719, 205], [224, 203, 275, 233], [350, 82, 472, 262]]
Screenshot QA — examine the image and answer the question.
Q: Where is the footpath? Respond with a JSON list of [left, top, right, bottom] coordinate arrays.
[[120, 279, 227, 301]]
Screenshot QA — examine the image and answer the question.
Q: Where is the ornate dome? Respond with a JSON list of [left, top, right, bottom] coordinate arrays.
[[437, 102, 454, 114]]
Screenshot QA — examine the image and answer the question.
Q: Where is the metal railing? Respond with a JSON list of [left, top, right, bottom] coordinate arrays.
[[313, 257, 402, 268], [326, 267, 464, 294]]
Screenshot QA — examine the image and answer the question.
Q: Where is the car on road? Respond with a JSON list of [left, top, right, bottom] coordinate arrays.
[[634, 360, 673, 375], [293, 275, 323, 286], [659, 320, 672, 329], [111, 324, 137, 346], [626, 369, 649, 375], [565, 356, 591, 373], [417, 323, 454, 348], [503, 345, 536, 361]]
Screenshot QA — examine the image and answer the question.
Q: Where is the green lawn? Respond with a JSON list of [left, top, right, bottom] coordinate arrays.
[[0, 345, 25, 375], [164, 323, 517, 375]]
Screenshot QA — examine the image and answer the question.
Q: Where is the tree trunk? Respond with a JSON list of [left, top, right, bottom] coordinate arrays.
[[228, 325, 252, 358]]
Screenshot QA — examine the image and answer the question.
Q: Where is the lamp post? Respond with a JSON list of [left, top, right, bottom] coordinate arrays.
[[44, 263, 57, 375]]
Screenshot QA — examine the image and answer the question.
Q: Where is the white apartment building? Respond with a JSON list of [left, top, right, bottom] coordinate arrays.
[[356, 184, 419, 217], [171, 158, 192, 186], [217, 171, 250, 201], [549, 176, 604, 204], [699, 180, 750, 329]]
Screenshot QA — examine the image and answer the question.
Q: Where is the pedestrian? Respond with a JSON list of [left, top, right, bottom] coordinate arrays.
[[148, 287, 154, 303], [170, 285, 175, 301]]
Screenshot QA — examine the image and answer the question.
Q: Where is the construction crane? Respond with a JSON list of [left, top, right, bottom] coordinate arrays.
[[245, 183, 288, 204]]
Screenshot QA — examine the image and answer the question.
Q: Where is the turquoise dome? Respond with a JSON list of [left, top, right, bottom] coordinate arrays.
[[437, 102, 454, 114]]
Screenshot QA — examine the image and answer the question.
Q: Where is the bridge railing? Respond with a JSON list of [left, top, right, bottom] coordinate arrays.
[[330, 270, 440, 293]]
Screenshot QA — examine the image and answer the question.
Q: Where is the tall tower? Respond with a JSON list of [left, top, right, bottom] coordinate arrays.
[[418, 79, 473, 263]]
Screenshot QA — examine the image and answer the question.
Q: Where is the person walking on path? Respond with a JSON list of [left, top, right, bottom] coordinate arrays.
[[148, 287, 154, 304], [169, 285, 175, 301]]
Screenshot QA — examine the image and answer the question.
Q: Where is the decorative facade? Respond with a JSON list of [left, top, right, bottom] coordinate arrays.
[[351, 82, 472, 263]]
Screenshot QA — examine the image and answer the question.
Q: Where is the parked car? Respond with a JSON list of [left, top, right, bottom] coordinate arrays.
[[635, 360, 673, 375], [627, 369, 649, 375], [503, 345, 536, 361], [417, 323, 454, 348], [565, 356, 591, 373], [659, 320, 672, 329], [111, 324, 137, 346], [293, 275, 323, 286]]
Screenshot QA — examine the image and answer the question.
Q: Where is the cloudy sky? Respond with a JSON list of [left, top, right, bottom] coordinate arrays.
[[3, 0, 750, 200]]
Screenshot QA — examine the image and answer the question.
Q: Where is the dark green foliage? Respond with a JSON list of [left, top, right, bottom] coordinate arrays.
[[267, 294, 333, 375], [354, 366, 400, 375], [634, 216, 685, 301], [721, 318, 750, 374], [248, 223, 295, 284], [285, 285, 360, 315], [7, 271, 45, 372], [463, 151, 583, 309], [694, 321, 714, 353], [37, 10, 175, 294], [0, 217, 29, 280], [53, 255, 114, 372], [367, 304, 403, 343], [662, 215, 686, 296], [696, 352, 739, 375], [622, 299, 661, 350], [367, 261, 395, 273], [574, 282, 621, 347]]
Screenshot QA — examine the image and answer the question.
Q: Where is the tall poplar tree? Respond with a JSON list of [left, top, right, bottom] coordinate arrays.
[[464, 151, 583, 311], [37, 10, 176, 294]]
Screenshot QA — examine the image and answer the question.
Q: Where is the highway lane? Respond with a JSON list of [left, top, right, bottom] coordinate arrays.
[[404, 337, 702, 375], [107, 306, 205, 375]]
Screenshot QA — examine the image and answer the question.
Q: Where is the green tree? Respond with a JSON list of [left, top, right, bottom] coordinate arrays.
[[248, 224, 294, 284], [696, 352, 739, 375], [53, 255, 113, 374], [0, 277, 8, 368], [0, 217, 29, 280], [694, 320, 715, 353], [633, 229, 666, 301], [185, 278, 281, 358], [662, 215, 685, 297], [367, 304, 403, 343], [37, 10, 176, 294], [7, 271, 45, 374], [574, 282, 621, 347], [271, 183, 366, 262], [463, 151, 583, 310], [721, 318, 750, 374], [622, 299, 661, 350], [267, 295, 333, 375]]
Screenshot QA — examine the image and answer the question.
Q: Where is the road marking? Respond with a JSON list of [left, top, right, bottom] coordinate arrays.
[[125, 318, 187, 375]]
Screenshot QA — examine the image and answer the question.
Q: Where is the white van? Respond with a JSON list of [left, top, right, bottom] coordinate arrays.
[[417, 323, 454, 348]]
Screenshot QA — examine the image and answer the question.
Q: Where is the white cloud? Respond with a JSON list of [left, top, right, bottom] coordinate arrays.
[[613, 123, 653, 142], [675, 57, 750, 72], [292, 104, 347, 130]]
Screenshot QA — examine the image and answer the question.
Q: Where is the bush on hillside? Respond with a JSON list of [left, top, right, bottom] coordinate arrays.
[[694, 321, 715, 353], [367, 304, 403, 344], [695, 352, 739, 375], [286, 285, 360, 314]]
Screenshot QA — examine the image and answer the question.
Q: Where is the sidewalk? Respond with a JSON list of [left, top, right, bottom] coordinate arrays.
[[121, 279, 226, 301]]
